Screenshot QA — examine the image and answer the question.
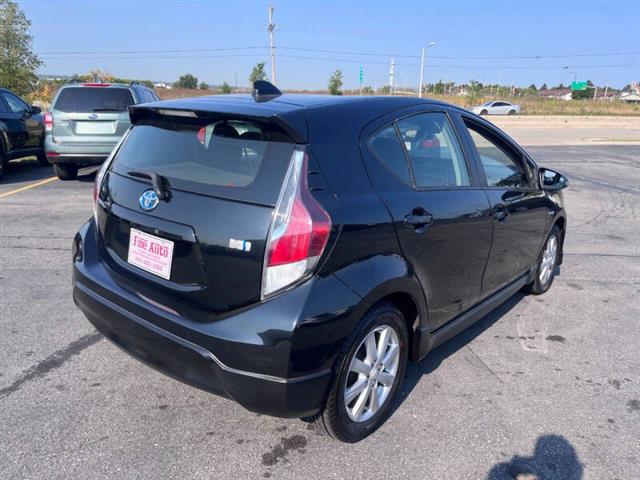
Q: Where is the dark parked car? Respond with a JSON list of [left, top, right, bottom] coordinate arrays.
[[45, 81, 159, 180], [72, 82, 567, 442], [0, 87, 46, 180]]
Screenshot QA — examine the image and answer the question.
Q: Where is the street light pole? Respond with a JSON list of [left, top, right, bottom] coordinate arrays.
[[418, 42, 435, 98]]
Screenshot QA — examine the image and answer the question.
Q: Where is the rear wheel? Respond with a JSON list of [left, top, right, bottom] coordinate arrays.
[[36, 152, 50, 166], [0, 150, 5, 181], [508, 109, 516, 115], [480, 109, 488, 115], [524, 225, 561, 294], [314, 302, 408, 442], [53, 163, 78, 180]]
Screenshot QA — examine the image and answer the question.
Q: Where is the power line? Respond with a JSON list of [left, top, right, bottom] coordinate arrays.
[[37, 45, 640, 61]]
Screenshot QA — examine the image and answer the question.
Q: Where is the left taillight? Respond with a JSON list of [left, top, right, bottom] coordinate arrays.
[[93, 129, 130, 222], [44, 112, 53, 132], [261, 147, 332, 298]]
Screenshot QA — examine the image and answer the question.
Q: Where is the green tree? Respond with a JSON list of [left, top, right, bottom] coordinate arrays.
[[377, 85, 391, 95], [540, 83, 548, 91], [175, 73, 198, 89], [249, 63, 267, 84], [0, 0, 42, 96], [528, 83, 537, 91], [199, 82, 209, 90], [361, 86, 374, 95], [328, 69, 343, 95], [220, 82, 232, 94]]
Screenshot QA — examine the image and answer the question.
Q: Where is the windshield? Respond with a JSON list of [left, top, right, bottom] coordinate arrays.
[[54, 87, 134, 113], [111, 118, 295, 206]]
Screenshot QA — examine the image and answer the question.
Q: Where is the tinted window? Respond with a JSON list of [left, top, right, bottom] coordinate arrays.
[[2, 92, 29, 113], [465, 122, 527, 188], [111, 118, 295, 205], [53, 87, 135, 113], [368, 125, 412, 185], [396, 112, 470, 188], [0, 96, 8, 113]]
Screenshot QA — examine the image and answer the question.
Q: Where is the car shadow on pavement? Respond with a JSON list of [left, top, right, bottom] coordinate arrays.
[[393, 291, 527, 411], [1, 158, 53, 185], [486, 434, 583, 480]]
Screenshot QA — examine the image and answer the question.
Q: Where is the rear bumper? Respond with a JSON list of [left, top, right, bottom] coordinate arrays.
[[45, 136, 115, 165], [72, 220, 360, 418]]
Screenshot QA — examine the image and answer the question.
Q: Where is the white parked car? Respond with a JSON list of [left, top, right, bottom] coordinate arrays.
[[471, 101, 521, 116]]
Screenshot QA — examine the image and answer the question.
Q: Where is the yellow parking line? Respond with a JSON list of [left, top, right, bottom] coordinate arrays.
[[0, 177, 58, 199]]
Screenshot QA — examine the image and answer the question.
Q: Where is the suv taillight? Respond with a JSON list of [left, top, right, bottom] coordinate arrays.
[[44, 112, 53, 132], [262, 147, 331, 298]]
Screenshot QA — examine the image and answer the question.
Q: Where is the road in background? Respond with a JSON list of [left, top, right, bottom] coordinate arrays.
[[492, 115, 640, 146], [1, 146, 638, 480]]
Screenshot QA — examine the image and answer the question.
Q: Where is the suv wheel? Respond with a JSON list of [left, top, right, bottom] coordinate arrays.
[[36, 152, 50, 166], [315, 302, 408, 442], [524, 225, 561, 294], [53, 163, 79, 181]]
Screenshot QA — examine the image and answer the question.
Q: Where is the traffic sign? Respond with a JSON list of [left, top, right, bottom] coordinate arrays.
[[571, 81, 588, 91]]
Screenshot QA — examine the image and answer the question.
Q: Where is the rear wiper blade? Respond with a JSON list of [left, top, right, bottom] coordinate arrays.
[[127, 170, 170, 201]]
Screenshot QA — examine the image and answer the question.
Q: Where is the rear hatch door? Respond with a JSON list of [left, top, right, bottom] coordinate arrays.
[[51, 86, 133, 144], [97, 110, 298, 312]]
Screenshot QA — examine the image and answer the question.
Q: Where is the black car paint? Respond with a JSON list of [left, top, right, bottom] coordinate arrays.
[[72, 94, 566, 418], [0, 88, 45, 164]]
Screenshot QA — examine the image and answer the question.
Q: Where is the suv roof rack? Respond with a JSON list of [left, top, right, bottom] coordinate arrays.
[[68, 78, 82, 84], [129, 80, 139, 86], [252, 80, 282, 103]]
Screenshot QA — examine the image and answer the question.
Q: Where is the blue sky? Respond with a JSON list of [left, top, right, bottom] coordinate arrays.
[[21, 0, 640, 90]]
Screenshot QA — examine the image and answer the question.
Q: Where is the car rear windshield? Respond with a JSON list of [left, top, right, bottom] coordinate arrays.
[[110, 117, 296, 206], [53, 87, 135, 113]]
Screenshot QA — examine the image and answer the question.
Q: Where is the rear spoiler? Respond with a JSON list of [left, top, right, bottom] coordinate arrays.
[[128, 105, 308, 144]]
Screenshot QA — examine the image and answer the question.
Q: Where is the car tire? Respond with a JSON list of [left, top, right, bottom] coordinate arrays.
[[314, 302, 409, 442], [508, 110, 516, 115], [524, 224, 561, 295], [480, 109, 488, 115], [53, 163, 79, 181], [36, 152, 50, 166]]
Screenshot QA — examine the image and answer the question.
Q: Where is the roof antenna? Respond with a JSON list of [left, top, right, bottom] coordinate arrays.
[[252, 80, 282, 102]]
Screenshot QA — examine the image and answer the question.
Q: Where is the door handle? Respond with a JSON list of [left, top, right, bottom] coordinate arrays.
[[494, 207, 509, 223], [404, 209, 434, 230]]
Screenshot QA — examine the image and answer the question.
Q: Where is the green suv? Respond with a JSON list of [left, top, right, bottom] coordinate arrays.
[[45, 81, 159, 180]]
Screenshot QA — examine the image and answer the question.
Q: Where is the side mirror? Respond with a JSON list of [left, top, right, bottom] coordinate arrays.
[[30, 105, 42, 115], [539, 168, 568, 191]]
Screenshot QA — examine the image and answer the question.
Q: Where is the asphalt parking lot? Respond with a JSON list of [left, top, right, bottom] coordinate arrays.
[[1, 145, 638, 479]]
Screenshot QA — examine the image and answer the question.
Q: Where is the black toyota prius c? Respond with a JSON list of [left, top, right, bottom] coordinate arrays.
[[72, 81, 567, 442]]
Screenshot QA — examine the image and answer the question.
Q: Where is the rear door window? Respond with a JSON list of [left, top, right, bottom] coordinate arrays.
[[368, 125, 412, 186], [396, 112, 471, 188], [54, 88, 135, 113], [111, 118, 295, 206]]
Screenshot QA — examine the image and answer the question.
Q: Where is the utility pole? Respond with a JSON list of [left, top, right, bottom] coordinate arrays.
[[389, 58, 395, 96], [268, 4, 277, 85]]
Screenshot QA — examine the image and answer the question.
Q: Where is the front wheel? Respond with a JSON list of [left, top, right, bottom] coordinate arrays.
[[314, 302, 408, 442], [53, 163, 78, 180], [524, 225, 561, 294], [508, 109, 516, 115]]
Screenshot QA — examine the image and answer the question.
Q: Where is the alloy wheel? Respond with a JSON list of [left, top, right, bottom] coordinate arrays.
[[539, 234, 558, 286], [343, 325, 400, 423]]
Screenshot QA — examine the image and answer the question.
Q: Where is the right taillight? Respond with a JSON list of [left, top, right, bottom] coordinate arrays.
[[44, 112, 53, 132], [262, 147, 332, 298]]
